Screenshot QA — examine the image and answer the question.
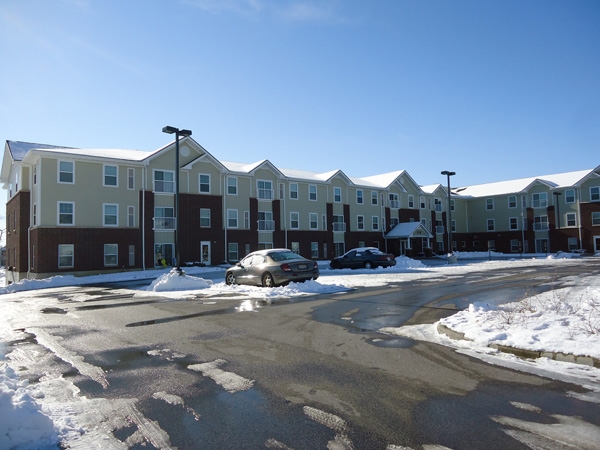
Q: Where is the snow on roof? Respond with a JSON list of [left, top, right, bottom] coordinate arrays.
[[455, 169, 594, 198], [357, 170, 407, 188], [420, 184, 443, 194], [8, 140, 155, 162], [385, 221, 433, 239]]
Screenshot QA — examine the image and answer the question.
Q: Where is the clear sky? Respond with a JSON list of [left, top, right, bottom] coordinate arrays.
[[1, 0, 598, 188]]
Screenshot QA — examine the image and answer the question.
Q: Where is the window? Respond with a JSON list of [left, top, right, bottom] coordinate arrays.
[[103, 204, 118, 226], [58, 202, 74, 225], [435, 220, 444, 234], [199, 174, 210, 193], [154, 207, 174, 230], [532, 192, 548, 208], [33, 165, 37, 185], [487, 219, 495, 231], [128, 206, 135, 227], [58, 161, 74, 183], [408, 195, 414, 208], [228, 243, 239, 262], [104, 165, 118, 187], [568, 238, 578, 251], [33, 203, 37, 226], [592, 211, 600, 226], [508, 195, 517, 208], [128, 245, 135, 266], [420, 196, 426, 209], [372, 216, 379, 231], [371, 191, 378, 206], [511, 239, 520, 253], [389, 193, 399, 209], [309, 213, 318, 230], [450, 199, 455, 211], [521, 195, 527, 208], [390, 217, 399, 228], [311, 242, 319, 259], [258, 180, 273, 200], [334, 187, 342, 203], [509, 217, 518, 230], [291, 242, 300, 254], [227, 177, 237, 195], [104, 244, 118, 266], [58, 244, 74, 268], [486, 198, 494, 210], [153, 170, 174, 193], [258, 211, 274, 230], [309, 185, 317, 201], [127, 168, 135, 190], [565, 189, 575, 203], [244, 211, 250, 229], [279, 183, 284, 199], [534, 215, 549, 230], [356, 189, 364, 204], [200, 208, 211, 227], [322, 214, 327, 231], [290, 183, 298, 199], [357, 215, 364, 231], [290, 212, 299, 229], [591, 187, 600, 202], [227, 209, 238, 228], [566, 213, 576, 227], [434, 198, 443, 212]]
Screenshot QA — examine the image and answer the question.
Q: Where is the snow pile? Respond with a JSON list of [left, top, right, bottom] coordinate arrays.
[[438, 276, 600, 359], [0, 362, 58, 449], [147, 269, 213, 292]]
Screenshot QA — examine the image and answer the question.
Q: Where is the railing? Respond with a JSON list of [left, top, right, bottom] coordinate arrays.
[[154, 180, 174, 193], [533, 223, 549, 231], [258, 220, 275, 231], [153, 217, 176, 230], [389, 200, 400, 209], [435, 225, 445, 234], [258, 189, 274, 200], [332, 222, 346, 232]]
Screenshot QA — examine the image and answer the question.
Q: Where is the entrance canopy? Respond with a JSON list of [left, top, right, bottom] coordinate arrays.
[[384, 222, 433, 240]]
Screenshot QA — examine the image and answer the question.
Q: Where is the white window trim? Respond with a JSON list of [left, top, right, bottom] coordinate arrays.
[[153, 169, 175, 193], [487, 218, 495, 231], [58, 160, 75, 184], [103, 164, 118, 187], [104, 244, 118, 267], [57, 201, 75, 226], [356, 189, 364, 204], [309, 212, 318, 230], [227, 176, 238, 196], [357, 215, 364, 231], [58, 244, 74, 268], [290, 212, 300, 230], [227, 209, 239, 229], [199, 173, 211, 194], [127, 205, 135, 227], [372, 215, 379, 231], [103, 203, 119, 227], [289, 183, 298, 200], [127, 168, 135, 190], [334, 187, 342, 203], [309, 184, 317, 201], [591, 186, 600, 202], [200, 208, 211, 228], [486, 198, 494, 210]]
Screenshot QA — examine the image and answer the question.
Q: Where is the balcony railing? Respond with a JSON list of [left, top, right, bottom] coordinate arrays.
[[435, 225, 445, 234], [153, 217, 176, 230], [332, 222, 346, 232], [154, 180, 175, 193], [533, 223, 549, 231], [389, 200, 400, 209], [258, 189, 274, 200], [258, 220, 275, 231]]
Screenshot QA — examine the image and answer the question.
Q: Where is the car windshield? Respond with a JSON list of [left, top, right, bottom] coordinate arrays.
[[269, 251, 303, 262]]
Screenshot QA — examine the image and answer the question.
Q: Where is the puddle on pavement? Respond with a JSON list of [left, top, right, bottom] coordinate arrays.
[[370, 337, 414, 348], [41, 307, 68, 314]]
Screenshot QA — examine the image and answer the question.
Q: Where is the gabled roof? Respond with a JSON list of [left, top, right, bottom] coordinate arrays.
[[222, 159, 285, 178], [6, 140, 73, 161], [455, 169, 595, 198], [420, 184, 444, 195], [384, 222, 433, 239]]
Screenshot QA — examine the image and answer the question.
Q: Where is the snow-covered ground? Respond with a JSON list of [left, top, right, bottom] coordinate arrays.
[[1, 253, 599, 449]]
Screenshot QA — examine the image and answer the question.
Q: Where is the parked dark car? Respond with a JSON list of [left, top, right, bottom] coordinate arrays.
[[225, 249, 319, 287], [329, 247, 396, 270]]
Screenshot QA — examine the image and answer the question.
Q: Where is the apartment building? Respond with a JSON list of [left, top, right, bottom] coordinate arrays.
[[1, 139, 599, 282]]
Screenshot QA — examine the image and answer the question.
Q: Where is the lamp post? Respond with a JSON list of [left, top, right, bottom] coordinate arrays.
[[162, 126, 192, 274], [441, 171, 456, 261]]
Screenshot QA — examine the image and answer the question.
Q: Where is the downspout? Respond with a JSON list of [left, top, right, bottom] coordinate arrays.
[[577, 186, 583, 247], [142, 165, 146, 271]]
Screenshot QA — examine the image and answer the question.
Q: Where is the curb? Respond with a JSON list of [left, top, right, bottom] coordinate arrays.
[[436, 324, 600, 369]]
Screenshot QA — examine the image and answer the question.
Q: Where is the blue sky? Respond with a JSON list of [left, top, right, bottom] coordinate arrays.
[[1, 0, 598, 188]]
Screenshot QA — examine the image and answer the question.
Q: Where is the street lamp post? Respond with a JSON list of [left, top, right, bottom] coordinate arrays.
[[441, 171, 456, 261], [162, 126, 192, 274]]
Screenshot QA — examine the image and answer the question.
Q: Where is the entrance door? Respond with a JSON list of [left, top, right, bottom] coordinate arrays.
[[200, 241, 211, 266], [535, 239, 548, 254], [594, 236, 600, 254]]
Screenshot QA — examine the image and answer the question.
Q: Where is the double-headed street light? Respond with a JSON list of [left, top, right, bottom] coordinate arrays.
[[162, 126, 192, 274], [441, 171, 456, 260]]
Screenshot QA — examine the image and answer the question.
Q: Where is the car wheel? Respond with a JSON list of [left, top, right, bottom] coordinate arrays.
[[262, 273, 275, 288], [225, 272, 235, 285], [364, 261, 373, 269]]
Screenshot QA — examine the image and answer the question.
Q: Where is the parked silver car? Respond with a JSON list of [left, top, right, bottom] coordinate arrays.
[[225, 249, 319, 287]]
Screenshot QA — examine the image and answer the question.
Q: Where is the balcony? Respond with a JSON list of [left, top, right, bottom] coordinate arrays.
[[435, 225, 445, 234], [258, 220, 275, 231], [154, 180, 175, 193], [389, 200, 400, 209], [332, 222, 346, 232], [153, 217, 176, 230]]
